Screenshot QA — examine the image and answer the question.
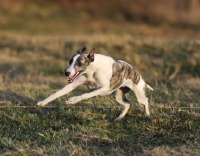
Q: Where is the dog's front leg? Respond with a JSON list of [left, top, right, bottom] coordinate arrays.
[[36, 75, 86, 107], [65, 88, 110, 104], [36, 84, 76, 107]]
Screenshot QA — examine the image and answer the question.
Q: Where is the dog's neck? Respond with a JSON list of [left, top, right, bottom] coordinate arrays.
[[86, 54, 115, 71]]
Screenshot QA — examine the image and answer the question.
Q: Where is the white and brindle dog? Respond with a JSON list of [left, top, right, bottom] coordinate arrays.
[[36, 46, 153, 121]]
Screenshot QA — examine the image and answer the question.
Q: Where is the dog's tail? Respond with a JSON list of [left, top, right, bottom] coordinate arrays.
[[147, 84, 153, 91]]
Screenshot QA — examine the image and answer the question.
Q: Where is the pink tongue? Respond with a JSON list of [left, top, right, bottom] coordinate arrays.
[[68, 72, 80, 82]]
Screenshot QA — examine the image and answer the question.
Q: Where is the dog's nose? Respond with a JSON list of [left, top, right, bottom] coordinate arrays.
[[65, 71, 70, 77]]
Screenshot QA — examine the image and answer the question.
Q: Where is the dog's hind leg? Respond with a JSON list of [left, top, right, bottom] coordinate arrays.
[[132, 81, 150, 116], [114, 87, 131, 121]]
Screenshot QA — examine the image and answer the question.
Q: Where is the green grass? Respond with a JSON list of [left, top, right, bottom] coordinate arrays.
[[0, 4, 200, 156], [0, 35, 200, 155]]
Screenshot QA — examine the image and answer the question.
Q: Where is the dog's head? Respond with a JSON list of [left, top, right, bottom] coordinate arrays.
[[64, 46, 95, 83]]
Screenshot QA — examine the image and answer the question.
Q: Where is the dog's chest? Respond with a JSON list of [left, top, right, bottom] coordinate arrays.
[[84, 73, 101, 91]]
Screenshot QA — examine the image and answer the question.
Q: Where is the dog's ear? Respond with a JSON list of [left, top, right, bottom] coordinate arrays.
[[87, 48, 95, 62], [77, 46, 86, 54]]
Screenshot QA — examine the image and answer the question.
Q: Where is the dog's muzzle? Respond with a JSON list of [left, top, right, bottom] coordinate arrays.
[[64, 70, 81, 83]]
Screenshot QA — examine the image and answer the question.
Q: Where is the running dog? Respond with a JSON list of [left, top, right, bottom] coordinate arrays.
[[36, 46, 153, 120]]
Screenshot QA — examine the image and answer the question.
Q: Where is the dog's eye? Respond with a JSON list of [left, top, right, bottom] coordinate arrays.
[[77, 62, 82, 66]]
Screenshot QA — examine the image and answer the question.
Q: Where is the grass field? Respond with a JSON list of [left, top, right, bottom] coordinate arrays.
[[0, 2, 200, 156]]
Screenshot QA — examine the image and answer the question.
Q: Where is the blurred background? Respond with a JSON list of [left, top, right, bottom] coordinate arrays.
[[0, 0, 200, 86], [1, 0, 200, 35]]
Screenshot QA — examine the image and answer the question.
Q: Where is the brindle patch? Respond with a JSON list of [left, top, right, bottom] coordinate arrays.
[[110, 61, 140, 90], [85, 81, 100, 91], [74, 55, 90, 73], [69, 54, 78, 65]]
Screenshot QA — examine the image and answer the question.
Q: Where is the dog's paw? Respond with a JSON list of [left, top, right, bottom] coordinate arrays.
[[65, 96, 81, 105], [145, 113, 150, 117], [36, 101, 45, 107], [114, 115, 124, 122]]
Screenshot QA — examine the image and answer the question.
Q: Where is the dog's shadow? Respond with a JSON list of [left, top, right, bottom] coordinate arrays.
[[0, 90, 35, 106]]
